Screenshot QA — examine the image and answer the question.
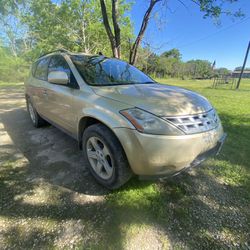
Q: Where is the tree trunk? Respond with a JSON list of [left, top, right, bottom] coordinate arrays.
[[100, 0, 121, 58], [129, 0, 161, 65], [111, 0, 121, 58], [100, 0, 160, 62]]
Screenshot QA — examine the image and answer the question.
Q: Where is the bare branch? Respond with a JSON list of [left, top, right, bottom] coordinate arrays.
[[129, 0, 162, 65], [176, 0, 189, 11]]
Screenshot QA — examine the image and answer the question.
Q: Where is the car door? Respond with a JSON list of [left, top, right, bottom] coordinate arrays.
[[30, 57, 51, 116], [44, 55, 79, 135]]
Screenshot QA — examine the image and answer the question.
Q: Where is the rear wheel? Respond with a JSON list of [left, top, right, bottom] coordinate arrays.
[[82, 124, 133, 189], [26, 98, 47, 128]]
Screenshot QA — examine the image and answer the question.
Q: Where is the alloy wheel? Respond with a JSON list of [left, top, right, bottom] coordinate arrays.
[[86, 136, 114, 180]]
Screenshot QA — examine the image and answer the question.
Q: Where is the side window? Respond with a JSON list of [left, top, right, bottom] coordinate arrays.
[[34, 57, 50, 81], [48, 55, 71, 77], [48, 55, 78, 88]]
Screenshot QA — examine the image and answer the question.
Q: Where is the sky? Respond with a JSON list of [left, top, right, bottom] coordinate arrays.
[[130, 0, 250, 70]]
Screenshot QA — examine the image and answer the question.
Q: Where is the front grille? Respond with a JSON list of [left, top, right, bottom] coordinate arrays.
[[162, 109, 219, 134]]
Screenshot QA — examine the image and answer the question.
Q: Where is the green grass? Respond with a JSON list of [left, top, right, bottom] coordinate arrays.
[[1, 79, 250, 249], [106, 78, 250, 248]]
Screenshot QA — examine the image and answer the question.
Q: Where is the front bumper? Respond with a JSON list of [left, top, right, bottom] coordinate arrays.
[[157, 132, 227, 180], [113, 123, 226, 177]]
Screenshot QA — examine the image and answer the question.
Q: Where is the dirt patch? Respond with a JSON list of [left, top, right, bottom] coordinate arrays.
[[0, 86, 111, 249]]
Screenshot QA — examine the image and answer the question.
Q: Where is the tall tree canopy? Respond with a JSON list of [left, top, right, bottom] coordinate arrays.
[[21, 0, 133, 59]]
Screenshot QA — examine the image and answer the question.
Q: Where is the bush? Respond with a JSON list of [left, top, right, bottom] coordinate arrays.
[[0, 46, 29, 82]]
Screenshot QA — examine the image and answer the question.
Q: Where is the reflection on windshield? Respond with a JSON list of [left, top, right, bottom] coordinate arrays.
[[71, 55, 155, 86]]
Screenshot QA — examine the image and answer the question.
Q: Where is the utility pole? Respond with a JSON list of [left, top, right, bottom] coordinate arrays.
[[236, 41, 250, 89]]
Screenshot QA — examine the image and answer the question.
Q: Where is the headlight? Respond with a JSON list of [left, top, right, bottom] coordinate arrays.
[[120, 108, 184, 135]]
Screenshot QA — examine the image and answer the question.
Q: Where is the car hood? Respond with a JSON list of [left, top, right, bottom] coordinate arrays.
[[92, 83, 213, 116]]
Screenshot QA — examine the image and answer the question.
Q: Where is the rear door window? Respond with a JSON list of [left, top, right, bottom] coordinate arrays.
[[31, 61, 38, 76], [34, 57, 50, 81]]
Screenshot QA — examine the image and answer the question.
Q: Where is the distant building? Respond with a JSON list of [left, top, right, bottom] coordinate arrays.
[[232, 68, 250, 78]]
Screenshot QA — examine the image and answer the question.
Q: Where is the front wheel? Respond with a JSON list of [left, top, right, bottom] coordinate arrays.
[[82, 124, 133, 189]]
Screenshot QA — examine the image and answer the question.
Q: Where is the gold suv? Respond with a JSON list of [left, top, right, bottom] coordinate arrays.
[[25, 49, 226, 189]]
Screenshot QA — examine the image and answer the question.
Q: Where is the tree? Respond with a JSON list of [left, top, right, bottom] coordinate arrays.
[[0, 0, 31, 57], [100, 0, 243, 65], [129, 0, 162, 65], [161, 49, 182, 60], [22, 0, 133, 60], [186, 59, 213, 79], [100, 0, 161, 63], [99, 0, 133, 59], [100, 0, 120, 58], [0, 42, 29, 82], [0, 0, 23, 16], [214, 67, 231, 77]]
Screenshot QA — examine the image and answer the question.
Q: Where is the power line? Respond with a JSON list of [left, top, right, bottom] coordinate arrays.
[[176, 17, 250, 49]]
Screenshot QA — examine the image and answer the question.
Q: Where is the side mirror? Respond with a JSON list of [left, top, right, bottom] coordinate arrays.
[[48, 71, 69, 85]]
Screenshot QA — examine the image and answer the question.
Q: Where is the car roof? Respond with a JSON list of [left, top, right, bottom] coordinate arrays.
[[36, 49, 102, 62]]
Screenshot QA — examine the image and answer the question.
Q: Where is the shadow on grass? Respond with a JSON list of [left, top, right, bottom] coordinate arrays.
[[1, 107, 249, 248]]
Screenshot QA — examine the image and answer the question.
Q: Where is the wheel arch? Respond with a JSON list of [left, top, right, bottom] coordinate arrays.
[[77, 116, 115, 149]]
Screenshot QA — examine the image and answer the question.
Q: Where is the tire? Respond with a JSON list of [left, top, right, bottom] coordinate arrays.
[[82, 123, 133, 189], [26, 97, 47, 128]]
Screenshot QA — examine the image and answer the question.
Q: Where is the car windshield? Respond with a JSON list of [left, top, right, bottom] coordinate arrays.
[[70, 55, 155, 86]]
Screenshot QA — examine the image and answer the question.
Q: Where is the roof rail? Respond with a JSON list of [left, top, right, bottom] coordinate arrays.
[[38, 48, 71, 58]]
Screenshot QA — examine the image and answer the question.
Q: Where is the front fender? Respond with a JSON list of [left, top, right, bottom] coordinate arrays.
[[77, 103, 135, 143], [74, 89, 135, 143]]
